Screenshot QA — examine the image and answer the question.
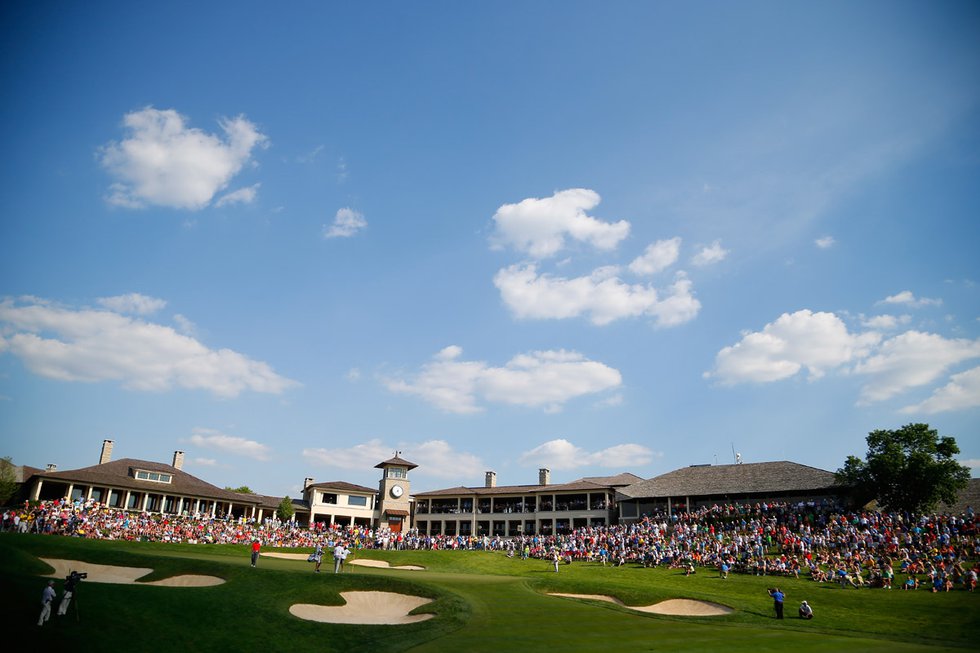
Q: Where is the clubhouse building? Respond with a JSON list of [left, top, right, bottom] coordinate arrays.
[[14, 439, 871, 533]]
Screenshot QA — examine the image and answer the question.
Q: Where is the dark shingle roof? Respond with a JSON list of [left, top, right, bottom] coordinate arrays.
[[32, 458, 260, 505], [375, 455, 417, 470], [940, 477, 980, 515], [576, 472, 644, 487], [618, 461, 837, 499], [308, 480, 378, 494]]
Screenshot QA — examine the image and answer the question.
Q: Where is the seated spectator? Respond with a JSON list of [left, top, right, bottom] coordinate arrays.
[[798, 600, 813, 619]]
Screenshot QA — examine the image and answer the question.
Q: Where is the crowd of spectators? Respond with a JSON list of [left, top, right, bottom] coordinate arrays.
[[3, 497, 977, 591]]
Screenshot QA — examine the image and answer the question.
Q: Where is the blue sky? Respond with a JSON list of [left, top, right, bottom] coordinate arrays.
[[2, 1, 978, 498]]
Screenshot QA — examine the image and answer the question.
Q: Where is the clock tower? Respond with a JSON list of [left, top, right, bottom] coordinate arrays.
[[375, 452, 416, 533]]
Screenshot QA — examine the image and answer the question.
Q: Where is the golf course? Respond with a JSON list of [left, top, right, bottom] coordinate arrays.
[[2, 532, 975, 652]]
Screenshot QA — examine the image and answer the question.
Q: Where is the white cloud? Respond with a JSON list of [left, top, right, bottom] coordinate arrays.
[[383, 346, 622, 414], [958, 458, 980, 475], [493, 264, 700, 327], [97, 293, 166, 316], [900, 366, 980, 414], [0, 296, 297, 397], [853, 331, 980, 403], [518, 438, 657, 471], [410, 440, 485, 480], [99, 107, 267, 210], [173, 314, 197, 337], [708, 308, 980, 413], [815, 236, 836, 249], [302, 438, 485, 481], [596, 394, 624, 408], [879, 290, 942, 309], [860, 314, 911, 330], [188, 428, 271, 461], [215, 183, 260, 207], [691, 240, 729, 266], [323, 207, 366, 239], [628, 238, 680, 276], [489, 188, 630, 258], [297, 144, 324, 164], [303, 438, 394, 470], [706, 310, 880, 384]]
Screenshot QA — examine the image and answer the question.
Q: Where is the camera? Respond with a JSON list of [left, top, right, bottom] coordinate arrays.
[[67, 571, 87, 582]]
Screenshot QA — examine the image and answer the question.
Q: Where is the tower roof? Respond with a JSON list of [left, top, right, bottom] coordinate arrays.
[[375, 453, 418, 470]]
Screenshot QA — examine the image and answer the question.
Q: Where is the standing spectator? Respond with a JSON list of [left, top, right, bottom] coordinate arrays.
[[312, 542, 324, 572], [37, 580, 56, 626], [333, 540, 346, 574], [339, 541, 350, 572], [768, 587, 785, 619], [250, 540, 261, 567]]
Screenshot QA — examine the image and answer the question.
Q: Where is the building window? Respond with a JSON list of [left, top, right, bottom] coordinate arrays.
[[347, 495, 368, 507], [387, 467, 407, 479], [134, 469, 173, 484], [321, 493, 337, 504]]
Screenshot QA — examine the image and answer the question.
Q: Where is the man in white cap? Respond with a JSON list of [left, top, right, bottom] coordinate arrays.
[[37, 580, 56, 626], [799, 600, 813, 619]]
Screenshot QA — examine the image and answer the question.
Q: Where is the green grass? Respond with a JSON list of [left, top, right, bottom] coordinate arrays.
[[2, 534, 975, 652]]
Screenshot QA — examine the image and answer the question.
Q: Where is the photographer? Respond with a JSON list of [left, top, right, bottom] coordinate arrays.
[[57, 570, 85, 617], [37, 579, 56, 626], [767, 587, 785, 619]]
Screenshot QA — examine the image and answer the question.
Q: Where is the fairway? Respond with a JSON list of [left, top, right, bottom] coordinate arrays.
[[3, 534, 975, 652]]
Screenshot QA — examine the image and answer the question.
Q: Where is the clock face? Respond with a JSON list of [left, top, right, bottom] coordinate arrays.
[[390, 484, 404, 498]]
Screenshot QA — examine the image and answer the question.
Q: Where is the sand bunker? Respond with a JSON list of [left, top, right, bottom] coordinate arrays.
[[41, 558, 225, 587], [348, 559, 425, 571], [549, 593, 732, 616], [290, 591, 434, 624], [261, 552, 312, 560]]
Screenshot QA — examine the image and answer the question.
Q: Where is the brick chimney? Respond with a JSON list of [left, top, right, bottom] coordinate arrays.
[[485, 471, 497, 488], [99, 439, 114, 465], [45, 464, 57, 472], [538, 468, 550, 486], [172, 451, 184, 470], [303, 477, 314, 491]]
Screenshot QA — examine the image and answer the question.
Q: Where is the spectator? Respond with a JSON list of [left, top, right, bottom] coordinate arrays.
[[798, 600, 813, 619], [37, 579, 56, 626], [768, 587, 785, 619]]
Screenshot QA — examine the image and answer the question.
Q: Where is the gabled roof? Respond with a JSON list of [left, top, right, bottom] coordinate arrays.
[[940, 477, 980, 515], [618, 461, 837, 500], [375, 455, 417, 470], [32, 458, 260, 505], [308, 480, 378, 495], [576, 472, 644, 487]]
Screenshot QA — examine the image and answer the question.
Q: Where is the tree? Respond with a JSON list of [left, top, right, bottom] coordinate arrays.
[[0, 456, 17, 506], [836, 423, 970, 514], [226, 486, 254, 494], [276, 495, 294, 522]]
